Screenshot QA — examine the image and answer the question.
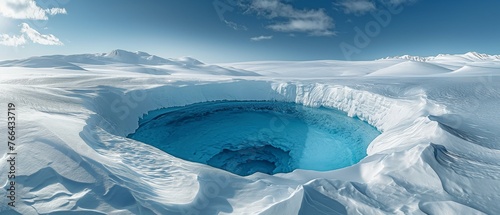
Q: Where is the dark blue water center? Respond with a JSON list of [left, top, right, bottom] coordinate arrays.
[[128, 101, 380, 176]]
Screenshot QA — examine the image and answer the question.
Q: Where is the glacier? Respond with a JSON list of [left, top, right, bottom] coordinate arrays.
[[0, 50, 499, 214]]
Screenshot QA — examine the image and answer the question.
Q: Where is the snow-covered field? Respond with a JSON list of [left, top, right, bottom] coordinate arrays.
[[0, 50, 499, 214]]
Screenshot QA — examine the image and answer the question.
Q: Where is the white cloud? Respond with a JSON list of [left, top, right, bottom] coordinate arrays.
[[247, 0, 335, 36], [250, 35, 273, 41], [0, 34, 26, 46], [338, 0, 376, 15], [0, 0, 67, 20], [268, 18, 334, 36], [0, 23, 64, 46], [20, 23, 63, 45]]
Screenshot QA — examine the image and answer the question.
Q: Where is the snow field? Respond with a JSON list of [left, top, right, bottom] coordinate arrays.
[[1, 51, 499, 214]]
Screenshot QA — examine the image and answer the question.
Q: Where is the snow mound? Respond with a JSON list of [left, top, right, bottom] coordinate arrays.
[[171, 56, 204, 66], [450, 63, 500, 76], [220, 60, 396, 77], [102, 49, 175, 65], [368, 61, 452, 76]]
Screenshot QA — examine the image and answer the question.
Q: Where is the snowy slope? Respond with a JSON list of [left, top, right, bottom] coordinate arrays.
[[0, 51, 499, 214], [0, 50, 259, 77], [367, 61, 452, 76]]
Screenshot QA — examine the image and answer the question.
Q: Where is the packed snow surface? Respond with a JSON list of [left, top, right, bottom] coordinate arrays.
[[0, 50, 499, 215]]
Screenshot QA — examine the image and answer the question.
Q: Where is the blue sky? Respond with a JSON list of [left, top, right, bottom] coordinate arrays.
[[1, 0, 499, 63]]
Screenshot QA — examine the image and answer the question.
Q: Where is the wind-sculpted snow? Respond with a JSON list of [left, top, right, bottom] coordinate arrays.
[[0, 57, 86, 70], [0, 51, 499, 214]]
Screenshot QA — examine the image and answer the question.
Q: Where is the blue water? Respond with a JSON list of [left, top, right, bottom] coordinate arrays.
[[128, 101, 380, 176]]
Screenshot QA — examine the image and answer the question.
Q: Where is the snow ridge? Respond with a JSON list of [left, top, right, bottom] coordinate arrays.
[[0, 49, 207, 68]]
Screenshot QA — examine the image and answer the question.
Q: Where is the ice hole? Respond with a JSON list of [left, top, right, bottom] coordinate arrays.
[[128, 101, 380, 176]]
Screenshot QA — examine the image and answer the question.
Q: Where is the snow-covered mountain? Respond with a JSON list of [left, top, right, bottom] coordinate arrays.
[[382, 54, 431, 62], [383, 52, 500, 62], [1, 51, 500, 214], [0, 49, 198, 67], [102, 49, 176, 65], [0, 50, 260, 76]]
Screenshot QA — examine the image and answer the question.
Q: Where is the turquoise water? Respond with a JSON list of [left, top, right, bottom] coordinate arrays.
[[128, 101, 380, 176]]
